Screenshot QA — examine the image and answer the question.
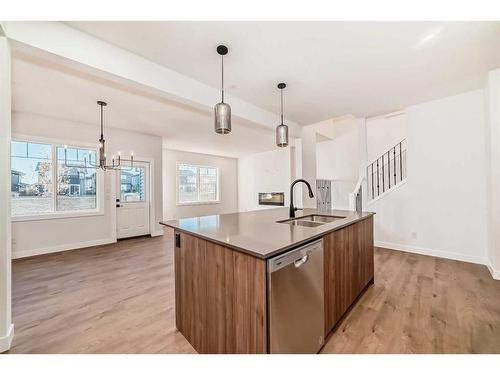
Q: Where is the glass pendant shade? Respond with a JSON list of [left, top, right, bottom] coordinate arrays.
[[214, 101, 231, 134], [276, 123, 289, 147], [275, 82, 289, 147], [214, 45, 231, 134]]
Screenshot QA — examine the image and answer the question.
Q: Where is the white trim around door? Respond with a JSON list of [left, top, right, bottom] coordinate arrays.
[[116, 160, 152, 239]]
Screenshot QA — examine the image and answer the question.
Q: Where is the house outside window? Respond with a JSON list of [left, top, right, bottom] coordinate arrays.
[[177, 163, 219, 204], [10, 140, 99, 217], [56, 146, 97, 212], [120, 167, 145, 202]]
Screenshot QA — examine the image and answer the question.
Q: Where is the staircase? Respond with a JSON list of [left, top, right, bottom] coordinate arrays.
[[366, 139, 407, 201]]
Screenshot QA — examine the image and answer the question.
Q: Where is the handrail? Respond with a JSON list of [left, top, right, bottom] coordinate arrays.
[[366, 138, 406, 167], [349, 175, 365, 213], [352, 175, 364, 197], [366, 138, 407, 201]]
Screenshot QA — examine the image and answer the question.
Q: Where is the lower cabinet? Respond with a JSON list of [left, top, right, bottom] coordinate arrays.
[[323, 216, 374, 334], [173, 215, 374, 353], [174, 232, 267, 354]]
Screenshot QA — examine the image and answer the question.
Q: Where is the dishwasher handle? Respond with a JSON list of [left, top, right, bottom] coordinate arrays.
[[294, 254, 309, 268], [268, 239, 323, 273]]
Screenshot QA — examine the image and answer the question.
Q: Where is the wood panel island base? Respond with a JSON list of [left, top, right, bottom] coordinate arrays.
[[160, 208, 374, 354]]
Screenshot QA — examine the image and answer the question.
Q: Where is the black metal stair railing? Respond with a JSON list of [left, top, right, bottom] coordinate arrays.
[[367, 139, 407, 201]]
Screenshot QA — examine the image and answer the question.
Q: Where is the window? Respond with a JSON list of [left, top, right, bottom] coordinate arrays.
[[177, 164, 219, 204], [120, 166, 146, 202], [11, 141, 53, 216], [199, 166, 218, 202], [11, 140, 98, 217], [56, 146, 97, 212]]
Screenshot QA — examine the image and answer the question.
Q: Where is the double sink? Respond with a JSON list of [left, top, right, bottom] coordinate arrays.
[[278, 214, 346, 227]]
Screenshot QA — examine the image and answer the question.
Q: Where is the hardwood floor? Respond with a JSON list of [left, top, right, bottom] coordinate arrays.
[[9, 232, 195, 354], [8, 230, 500, 353], [321, 247, 500, 354]]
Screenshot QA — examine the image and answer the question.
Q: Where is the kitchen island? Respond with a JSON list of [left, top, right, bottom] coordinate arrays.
[[160, 208, 374, 354]]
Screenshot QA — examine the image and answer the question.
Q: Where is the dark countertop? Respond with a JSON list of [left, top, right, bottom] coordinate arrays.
[[160, 208, 374, 259]]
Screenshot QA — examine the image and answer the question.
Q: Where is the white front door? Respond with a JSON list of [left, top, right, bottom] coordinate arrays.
[[116, 162, 150, 239]]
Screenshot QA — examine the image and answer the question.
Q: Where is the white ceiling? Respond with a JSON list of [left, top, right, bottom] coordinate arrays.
[[11, 54, 279, 158], [67, 21, 500, 124]]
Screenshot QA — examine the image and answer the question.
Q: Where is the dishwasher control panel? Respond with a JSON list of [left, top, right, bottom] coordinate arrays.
[[267, 239, 322, 273]]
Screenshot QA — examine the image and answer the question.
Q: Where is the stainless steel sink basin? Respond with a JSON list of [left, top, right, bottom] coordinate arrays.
[[303, 215, 346, 223], [286, 220, 324, 227], [278, 214, 346, 227]]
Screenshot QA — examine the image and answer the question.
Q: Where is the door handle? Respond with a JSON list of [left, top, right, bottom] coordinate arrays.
[[116, 204, 121, 208], [294, 255, 309, 268]]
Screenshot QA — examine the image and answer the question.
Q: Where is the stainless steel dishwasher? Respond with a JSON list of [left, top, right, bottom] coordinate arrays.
[[267, 239, 324, 353]]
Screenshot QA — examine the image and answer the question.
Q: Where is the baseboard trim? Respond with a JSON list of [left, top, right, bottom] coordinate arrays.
[[151, 229, 164, 237], [487, 263, 500, 280], [12, 238, 116, 259], [375, 240, 488, 266], [0, 324, 14, 353]]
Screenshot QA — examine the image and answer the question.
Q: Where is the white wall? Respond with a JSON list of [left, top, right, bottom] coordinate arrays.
[[301, 126, 317, 208], [485, 69, 500, 278], [366, 113, 407, 162], [368, 89, 489, 265], [163, 149, 238, 219], [11, 111, 163, 258], [316, 118, 361, 209], [0, 35, 13, 353], [238, 148, 292, 212]]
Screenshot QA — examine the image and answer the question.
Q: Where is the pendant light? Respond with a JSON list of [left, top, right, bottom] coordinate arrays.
[[64, 101, 134, 171], [276, 83, 289, 147], [214, 45, 231, 134]]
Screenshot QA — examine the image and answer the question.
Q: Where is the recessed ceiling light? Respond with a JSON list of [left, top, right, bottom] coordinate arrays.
[[421, 33, 436, 43], [414, 26, 445, 50]]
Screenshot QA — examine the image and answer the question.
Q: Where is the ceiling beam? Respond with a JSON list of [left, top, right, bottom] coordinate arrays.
[[3, 21, 301, 135]]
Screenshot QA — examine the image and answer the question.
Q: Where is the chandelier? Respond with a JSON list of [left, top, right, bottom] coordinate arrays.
[[64, 101, 134, 170]]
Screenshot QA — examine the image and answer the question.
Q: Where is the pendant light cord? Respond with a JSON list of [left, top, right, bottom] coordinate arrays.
[[100, 103, 104, 139], [221, 55, 224, 103], [280, 87, 284, 125]]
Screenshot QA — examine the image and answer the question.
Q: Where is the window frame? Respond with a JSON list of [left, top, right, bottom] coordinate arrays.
[[176, 162, 220, 206], [11, 134, 104, 222]]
